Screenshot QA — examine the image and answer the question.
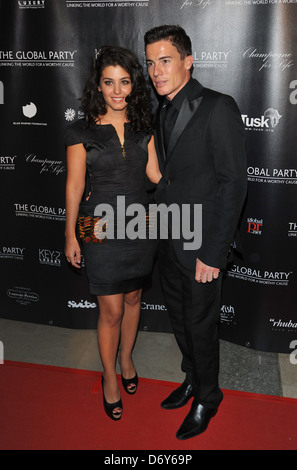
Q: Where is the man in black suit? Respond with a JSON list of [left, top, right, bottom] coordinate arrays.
[[144, 25, 247, 440]]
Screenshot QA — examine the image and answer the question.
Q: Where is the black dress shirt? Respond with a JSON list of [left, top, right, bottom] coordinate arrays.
[[162, 78, 196, 153]]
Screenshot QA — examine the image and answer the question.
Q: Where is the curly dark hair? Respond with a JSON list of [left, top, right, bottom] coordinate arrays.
[[81, 46, 153, 132]]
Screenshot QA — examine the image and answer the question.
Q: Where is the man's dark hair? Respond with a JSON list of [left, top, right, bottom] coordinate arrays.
[[144, 24, 192, 60]]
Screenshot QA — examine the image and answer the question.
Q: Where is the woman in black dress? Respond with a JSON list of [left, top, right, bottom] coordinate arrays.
[[64, 46, 161, 420]]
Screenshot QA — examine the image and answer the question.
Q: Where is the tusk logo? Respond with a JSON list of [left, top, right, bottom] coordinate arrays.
[[241, 108, 282, 130], [263, 108, 282, 128]]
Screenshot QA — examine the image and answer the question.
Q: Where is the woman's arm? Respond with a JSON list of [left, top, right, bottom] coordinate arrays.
[[65, 143, 87, 268], [146, 135, 162, 184]]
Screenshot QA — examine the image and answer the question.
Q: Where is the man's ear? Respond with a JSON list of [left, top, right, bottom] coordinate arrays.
[[185, 55, 193, 71]]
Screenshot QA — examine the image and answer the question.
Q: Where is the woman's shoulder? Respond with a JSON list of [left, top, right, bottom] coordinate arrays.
[[66, 117, 88, 132], [64, 118, 89, 146], [128, 125, 152, 150]]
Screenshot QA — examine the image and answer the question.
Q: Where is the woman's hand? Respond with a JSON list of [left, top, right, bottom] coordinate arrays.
[[65, 236, 82, 268]]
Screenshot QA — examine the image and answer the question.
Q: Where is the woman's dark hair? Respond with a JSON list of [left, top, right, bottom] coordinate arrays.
[[81, 46, 152, 132]]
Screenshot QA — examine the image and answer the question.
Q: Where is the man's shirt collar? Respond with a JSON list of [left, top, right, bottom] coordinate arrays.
[[168, 77, 195, 111]]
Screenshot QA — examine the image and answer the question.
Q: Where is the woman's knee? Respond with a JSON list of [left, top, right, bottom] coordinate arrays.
[[124, 289, 142, 307], [98, 296, 124, 326]]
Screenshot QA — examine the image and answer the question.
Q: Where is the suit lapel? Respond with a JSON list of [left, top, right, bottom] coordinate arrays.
[[155, 80, 205, 168], [166, 95, 203, 159]]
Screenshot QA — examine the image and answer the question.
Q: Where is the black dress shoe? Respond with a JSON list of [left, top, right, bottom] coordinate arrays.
[[161, 381, 193, 409], [176, 399, 218, 440]]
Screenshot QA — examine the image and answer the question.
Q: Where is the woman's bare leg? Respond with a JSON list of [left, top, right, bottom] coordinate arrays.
[[119, 289, 142, 379], [97, 293, 124, 405]]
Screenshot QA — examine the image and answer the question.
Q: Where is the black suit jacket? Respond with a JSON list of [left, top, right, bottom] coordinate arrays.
[[154, 78, 247, 271]]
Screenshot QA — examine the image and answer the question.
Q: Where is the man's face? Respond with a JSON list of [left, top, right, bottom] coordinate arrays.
[[146, 39, 193, 101]]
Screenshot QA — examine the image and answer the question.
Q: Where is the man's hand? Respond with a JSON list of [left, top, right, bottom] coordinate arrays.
[[195, 258, 220, 283]]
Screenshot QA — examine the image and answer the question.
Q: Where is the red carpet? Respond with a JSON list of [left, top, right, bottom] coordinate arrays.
[[0, 360, 296, 450]]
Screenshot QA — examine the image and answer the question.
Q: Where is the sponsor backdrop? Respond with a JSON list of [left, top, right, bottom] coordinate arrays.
[[0, 0, 296, 353]]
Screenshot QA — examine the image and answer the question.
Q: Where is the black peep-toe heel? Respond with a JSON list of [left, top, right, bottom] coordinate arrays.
[[121, 373, 138, 395], [102, 376, 123, 420]]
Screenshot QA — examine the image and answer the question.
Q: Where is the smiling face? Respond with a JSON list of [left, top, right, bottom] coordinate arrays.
[[98, 65, 132, 112], [145, 40, 193, 101]]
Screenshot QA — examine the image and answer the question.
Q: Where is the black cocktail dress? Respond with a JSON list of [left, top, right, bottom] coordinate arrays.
[[65, 119, 155, 295]]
